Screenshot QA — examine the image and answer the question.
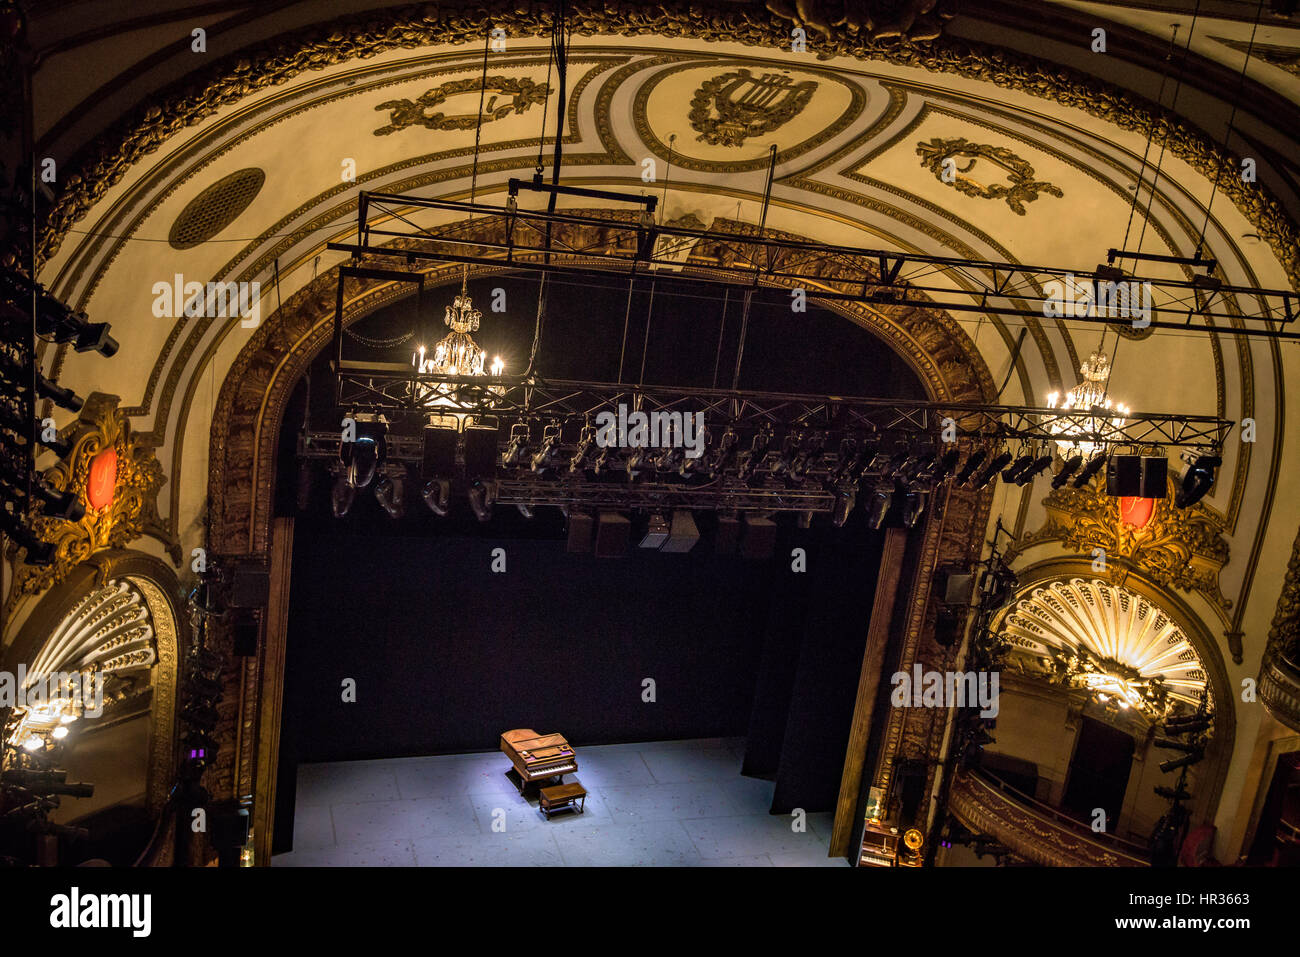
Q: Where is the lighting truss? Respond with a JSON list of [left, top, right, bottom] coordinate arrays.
[[330, 364, 1233, 452], [326, 184, 1299, 340]]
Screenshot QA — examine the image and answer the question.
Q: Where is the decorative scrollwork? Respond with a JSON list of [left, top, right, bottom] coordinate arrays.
[[5, 394, 177, 615], [765, 0, 956, 42], [916, 137, 1063, 215], [688, 69, 817, 147], [373, 76, 550, 135]]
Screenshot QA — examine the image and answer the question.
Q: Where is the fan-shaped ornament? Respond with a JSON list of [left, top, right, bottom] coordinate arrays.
[[999, 578, 1208, 719]]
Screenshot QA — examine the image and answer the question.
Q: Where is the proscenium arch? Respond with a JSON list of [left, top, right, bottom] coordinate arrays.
[[995, 557, 1238, 830], [0, 550, 186, 827], [203, 215, 999, 823]]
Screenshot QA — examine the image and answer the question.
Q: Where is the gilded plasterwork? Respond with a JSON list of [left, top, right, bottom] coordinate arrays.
[[1006, 477, 1232, 623], [5, 394, 178, 616], [373, 75, 551, 135], [915, 137, 1063, 215], [688, 68, 817, 147]]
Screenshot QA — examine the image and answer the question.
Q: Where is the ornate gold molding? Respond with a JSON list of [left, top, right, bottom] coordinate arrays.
[[1006, 476, 1232, 620], [1260, 524, 1300, 731], [915, 137, 1063, 215], [33, 1, 1300, 294], [688, 68, 817, 147], [373, 75, 551, 135], [5, 394, 178, 617], [765, 0, 956, 42], [949, 767, 1149, 866]]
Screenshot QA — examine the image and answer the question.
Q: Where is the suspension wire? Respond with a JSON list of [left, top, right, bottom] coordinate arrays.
[[712, 288, 730, 390], [638, 280, 657, 387], [1196, 0, 1267, 254], [1134, 1, 1202, 257], [1120, 24, 1181, 255], [462, 31, 492, 297], [535, 33, 555, 175], [617, 278, 634, 384]]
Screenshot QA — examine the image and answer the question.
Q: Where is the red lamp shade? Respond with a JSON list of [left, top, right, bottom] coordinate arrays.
[[87, 447, 117, 511], [1119, 495, 1155, 529]]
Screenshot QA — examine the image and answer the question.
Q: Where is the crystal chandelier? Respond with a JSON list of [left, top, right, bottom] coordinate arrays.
[[1047, 649, 1168, 719], [412, 282, 504, 426], [1044, 351, 1129, 455]]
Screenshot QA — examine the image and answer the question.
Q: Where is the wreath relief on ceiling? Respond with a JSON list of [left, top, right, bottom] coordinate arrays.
[[916, 137, 1063, 215], [374, 76, 551, 136], [688, 68, 818, 147]]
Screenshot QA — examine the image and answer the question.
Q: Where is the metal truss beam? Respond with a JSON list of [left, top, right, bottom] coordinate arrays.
[[327, 190, 1299, 340]]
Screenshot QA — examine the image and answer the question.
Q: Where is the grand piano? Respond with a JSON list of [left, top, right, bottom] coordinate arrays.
[[500, 729, 578, 793]]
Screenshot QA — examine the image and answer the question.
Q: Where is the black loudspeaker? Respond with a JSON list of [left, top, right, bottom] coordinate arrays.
[[714, 513, 741, 555], [422, 426, 458, 475], [232, 615, 261, 657], [934, 566, 975, 606], [566, 510, 594, 553], [1107, 455, 1167, 498], [226, 565, 269, 608], [740, 515, 777, 560], [934, 606, 963, 647], [594, 512, 630, 557]]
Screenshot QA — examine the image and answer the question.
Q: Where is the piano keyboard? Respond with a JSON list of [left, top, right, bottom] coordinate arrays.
[[524, 762, 576, 778]]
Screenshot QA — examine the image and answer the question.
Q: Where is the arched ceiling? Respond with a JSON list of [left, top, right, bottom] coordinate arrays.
[[10, 1, 1300, 723]]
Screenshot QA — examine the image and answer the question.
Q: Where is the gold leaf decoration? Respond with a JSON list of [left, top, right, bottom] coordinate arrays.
[[6, 394, 178, 612], [916, 137, 1063, 215]]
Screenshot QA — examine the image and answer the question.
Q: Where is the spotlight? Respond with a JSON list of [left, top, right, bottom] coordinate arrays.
[[331, 468, 355, 518], [739, 424, 772, 481], [625, 447, 649, 481], [31, 481, 85, 521], [517, 503, 535, 519], [789, 432, 825, 483], [1175, 453, 1220, 509], [569, 421, 597, 472], [36, 374, 83, 412], [1162, 713, 1212, 736], [1072, 452, 1108, 489], [955, 448, 988, 486], [421, 478, 450, 516], [709, 426, 739, 478], [502, 423, 530, 468], [1158, 751, 1205, 774], [339, 417, 386, 489], [591, 444, 614, 475], [831, 484, 857, 527], [771, 432, 799, 478], [902, 488, 929, 528], [530, 422, 561, 472], [971, 450, 1012, 490], [1014, 453, 1054, 486], [1052, 454, 1084, 488], [830, 437, 858, 483], [373, 471, 404, 519], [866, 484, 894, 529], [929, 447, 961, 483], [1002, 450, 1033, 483], [467, 480, 493, 522]]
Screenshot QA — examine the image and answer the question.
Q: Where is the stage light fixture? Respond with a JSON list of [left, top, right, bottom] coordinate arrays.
[[739, 425, 772, 482], [971, 450, 1012, 490], [569, 421, 597, 472], [517, 503, 535, 519], [1002, 449, 1033, 483], [955, 448, 988, 486], [625, 447, 649, 481], [866, 484, 894, 529], [1071, 452, 1109, 488], [710, 427, 739, 478], [1158, 750, 1204, 774], [902, 488, 929, 528], [530, 422, 561, 472], [31, 481, 85, 521], [421, 478, 450, 516], [467, 480, 493, 522], [929, 447, 961, 483], [502, 423, 530, 468], [373, 471, 404, 519], [330, 469, 355, 518], [1175, 453, 1220, 509], [339, 418, 386, 489], [831, 484, 857, 527], [771, 432, 799, 478], [1052, 454, 1084, 488], [591, 444, 614, 475], [1015, 453, 1054, 486]]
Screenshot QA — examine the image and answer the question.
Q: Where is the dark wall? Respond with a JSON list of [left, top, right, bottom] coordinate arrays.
[[284, 528, 779, 762]]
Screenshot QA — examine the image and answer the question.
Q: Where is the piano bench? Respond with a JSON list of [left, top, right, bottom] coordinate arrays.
[[539, 781, 587, 819]]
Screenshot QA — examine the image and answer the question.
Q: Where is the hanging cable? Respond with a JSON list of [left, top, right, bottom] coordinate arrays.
[[1196, 0, 1268, 255], [616, 279, 635, 384], [460, 30, 492, 297], [638, 280, 657, 387], [1119, 23, 1181, 255]]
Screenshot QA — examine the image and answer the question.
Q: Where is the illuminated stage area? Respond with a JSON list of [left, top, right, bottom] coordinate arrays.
[[275, 738, 843, 867]]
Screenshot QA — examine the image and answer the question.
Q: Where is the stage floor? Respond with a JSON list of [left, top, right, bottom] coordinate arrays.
[[272, 737, 847, 866]]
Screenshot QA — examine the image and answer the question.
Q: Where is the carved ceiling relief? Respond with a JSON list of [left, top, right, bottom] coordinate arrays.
[[915, 137, 1064, 216], [373, 75, 551, 136], [4, 394, 179, 620], [765, 0, 956, 42], [688, 68, 817, 147], [1005, 477, 1235, 657]]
